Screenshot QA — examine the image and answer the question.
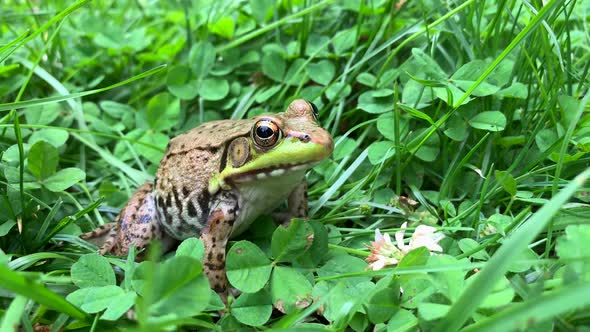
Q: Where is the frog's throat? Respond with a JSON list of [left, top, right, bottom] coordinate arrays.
[[208, 138, 329, 194]]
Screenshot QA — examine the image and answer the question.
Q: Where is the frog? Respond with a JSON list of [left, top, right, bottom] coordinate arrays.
[[81, 99, 333, 298]]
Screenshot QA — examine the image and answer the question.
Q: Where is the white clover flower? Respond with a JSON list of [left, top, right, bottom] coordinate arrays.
[[366, 222, 445, 271]]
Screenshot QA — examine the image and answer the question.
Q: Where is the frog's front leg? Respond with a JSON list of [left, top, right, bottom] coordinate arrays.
[[200, 191, 238, 300], [273, 181, 308, 224]]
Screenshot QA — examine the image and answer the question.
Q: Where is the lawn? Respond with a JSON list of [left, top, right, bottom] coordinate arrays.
[[1, 0, 589, 331]]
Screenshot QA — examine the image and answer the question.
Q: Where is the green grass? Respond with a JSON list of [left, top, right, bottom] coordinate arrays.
[[1, 0, 590, 331]]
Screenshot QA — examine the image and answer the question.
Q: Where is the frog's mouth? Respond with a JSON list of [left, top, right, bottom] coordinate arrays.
[[230, 161, 319, 182]]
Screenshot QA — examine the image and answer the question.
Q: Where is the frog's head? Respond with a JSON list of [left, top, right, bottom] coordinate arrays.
[[213, 99, 333, 189]]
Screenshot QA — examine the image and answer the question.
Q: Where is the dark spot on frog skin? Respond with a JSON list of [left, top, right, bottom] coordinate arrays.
[[166, 193, 173, 208], [187, 202, 198, 217], [216, 253, 223, 261], [197, 189, 210, 217], [213, 285, 226, 293], [164, 210, 174, 225], [182, 186, 190, 197], [208, 252, 213, 260], [180, 143, 185, 149], [204, 263, 223, 270], [139, 214, 151, 224], [172, 187, 183, 212]]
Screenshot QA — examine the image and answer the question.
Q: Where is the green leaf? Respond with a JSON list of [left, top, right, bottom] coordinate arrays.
[[358, 91, 394, 114], [166, 65, 199, 100], [27, 140, 58, 180], [284, 58, 308, 85], [189, 41, 216, 78], [443, 114, 468, 141], [434, 169, 590, 331], [144, 92, 180, 131], [199, 78, 229, 101], [368, 141, 395, 165], [306, 60, 335, 85], [400, 276, 435, 309], [461, 282, 590, 332], [317, 254, 371, 287], [332, 28, 357, 54], [226, 240, 273, 293], [357, 72, 377, 87], [71, 253, 116, 288], [497, 82, 528, 99], [140, 256, 210, 318], [387, 308, 418, 332], [262, 52, 285, 82], [556, 224, 590, 280], [24, 103, 61, 125], [29, 129, 69, 148], [42, 167, 85, 192], [270, 266, 313, 314], [427, 255, 465, 302], [249, 0, 273, 23], [0, 221, 16, 236], [458, 238, 490, 260], [418, 302, 450, 321], [333, 137, 358, 161], [477, 277, 514, 309], [271, 219, 314, 263], [366, 287, 399, 324], [67, 285, 124, 313], [100, 100, 134, 119], [411, 48, 447, 80], [231, 290, 273, 326], [535, 128, 558, 153], [494, 170, 517, 196], [468, 111, 507, 132], [409, 128, 440, 162], [210, 16, 235, 39], [377, 112, 408, 141], [295, 220, 329, 268], [133, 131, 169, 165], [325, 82, 351, 100], [100, 291, 136, 320], [176, 237, 205, 261]]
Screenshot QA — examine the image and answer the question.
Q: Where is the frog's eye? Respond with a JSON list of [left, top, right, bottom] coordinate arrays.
[[308, 101, 320, 122], [252, 119, 281, 148]]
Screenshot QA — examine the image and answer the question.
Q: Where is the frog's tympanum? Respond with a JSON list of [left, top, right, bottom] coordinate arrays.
[[81, 99, 333, 298]]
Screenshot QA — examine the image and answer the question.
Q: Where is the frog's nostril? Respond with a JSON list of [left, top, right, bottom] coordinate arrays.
[[300, 134, 310, 143]]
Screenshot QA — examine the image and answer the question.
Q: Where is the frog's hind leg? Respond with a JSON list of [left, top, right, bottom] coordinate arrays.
[[80, 223, 117, 254], [80, 182, 175, 257], [113, 183, 176, 256]]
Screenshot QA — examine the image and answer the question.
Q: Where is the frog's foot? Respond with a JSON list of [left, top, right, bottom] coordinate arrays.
[[273, 181, 308, 226], [80, 222, 116, 239], [201, 192, 238, 303], [80, 222, 117, 254]]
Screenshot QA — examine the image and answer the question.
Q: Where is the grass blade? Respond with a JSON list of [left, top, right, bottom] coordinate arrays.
[[0, 265, 89, 322], [433, 168, 590, 332]]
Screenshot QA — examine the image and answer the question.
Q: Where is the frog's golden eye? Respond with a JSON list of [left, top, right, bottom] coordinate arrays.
[[252, 119, 281, 148]]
